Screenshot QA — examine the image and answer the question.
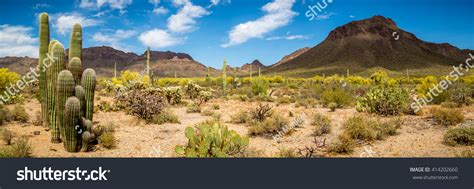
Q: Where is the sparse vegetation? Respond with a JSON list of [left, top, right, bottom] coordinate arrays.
[[249, 113, 289, 136], [152, 110, 180, 125], [0, 137, 32, 158], [430, 108, 464, 126], [311, 113, 331, 136], [1, 129, 13, 145], [443, 127, 473, 146]]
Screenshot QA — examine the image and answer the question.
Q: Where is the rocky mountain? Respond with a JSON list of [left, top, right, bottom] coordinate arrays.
[[0, 57, 37, 74], [266, 15, 474, 77], [271, 47, 310, 68], [241, 59, 266, 71]]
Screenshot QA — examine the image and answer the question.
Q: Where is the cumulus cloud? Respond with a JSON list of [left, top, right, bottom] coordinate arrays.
[[0, 25, 38, 57], [138, 29, 181, 48], [93, 29, 137, 51], [54, 13, 101, 35], [167, 1, 210, 33], [315, 12, 335, 20], [207, 0, 230, 8], [221, 0, 297, 47], [80, 0, 133, 10], [153, 6, 169, 15], [266, 34, 310, 41]]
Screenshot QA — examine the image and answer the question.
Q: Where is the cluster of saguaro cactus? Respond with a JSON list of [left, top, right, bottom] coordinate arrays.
[[38, 12, 97, 152]]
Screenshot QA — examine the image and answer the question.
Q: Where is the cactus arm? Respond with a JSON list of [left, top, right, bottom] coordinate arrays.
[[81, 69, 96, 121], [68, 23, 82, 62]]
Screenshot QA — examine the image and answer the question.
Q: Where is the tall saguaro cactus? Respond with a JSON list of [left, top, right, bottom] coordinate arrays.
[[222, 59, 227, 95], [74, 86, 86, 118], [38, 13, 50, 127], [81, 69, 96, 121], [56, 70, 75, 142], [64, 97, 82, 152], [69, 23, 82, 62], [48, 43, 66, 143], [146, 47, 151, 77], [249, 65, 253, 78], [68, 57, 83, 85]]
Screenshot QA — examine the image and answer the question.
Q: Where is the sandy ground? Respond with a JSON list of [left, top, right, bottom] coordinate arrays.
[[0, 98, 472, 158]]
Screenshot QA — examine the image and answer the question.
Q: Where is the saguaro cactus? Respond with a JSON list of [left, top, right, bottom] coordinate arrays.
[[48, 43, 66, 143], [64, 97, 82, 152], [222, 59, 227, 95], [75, 86, 86, 118], [69, 23, 82, 62], [81, 131, 92, 152], [56, 70, 75, 142], [146, 47, 150, 77], [81, 69, 96, 121], [250, 65, 253, 78], [38, 13, 50, 127], [68, 57, 83, 86]]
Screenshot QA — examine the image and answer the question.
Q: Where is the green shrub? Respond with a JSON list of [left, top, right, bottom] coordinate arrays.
[[321, 88, 352, 108], [175, 121, 249, 157], [328, 102, 337, 112], [251, 78, 268, 96], [0, 137, 32, 158], [1, 129, 13, 145], [311, 113, 331, 136], [9, 105, 29, 123], [328, 134, 355, 154], [343, 116, 377, 141], [277, 147, 298, 158], [99, 132, 116, 149], [430, 108, 464, 126], [443, 127, 473, 146], [230, 111, 250, 124], [118, 88, 165, 121], [151, 110, 180, 125], [448, 87, 471, 107], [356, 86, 408, 116], [186, 103, 201, 113], [249, 114, 289, 136], [415, 76, 449, 104], [200, 109, 214, 116], [374, 117, 403, 140], [250, 103, 273, 122], [276, 96, 293, 105]]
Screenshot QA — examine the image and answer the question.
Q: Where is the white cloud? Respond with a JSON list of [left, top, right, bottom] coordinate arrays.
[[221, 0, 297, 47], [167, 2, 210, 33], [80, 0, 133, 10], [33, 3, 51, 9], [93, 29, 137, 51], [138, 29, 181, 48], [349, 15, 355, 18], [315, 12, 335, 20], [0, 25, 38, 57], [153, 6, 169, 15], [266, 34, 309, 40], [54, 13, 101, 35], [207, 0, 230, 8]]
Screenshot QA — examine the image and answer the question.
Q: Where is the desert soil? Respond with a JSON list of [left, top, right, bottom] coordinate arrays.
[[1, 97, 473, 158]]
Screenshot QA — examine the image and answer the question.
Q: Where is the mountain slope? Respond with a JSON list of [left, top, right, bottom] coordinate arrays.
[[266, 15, 473, 77]]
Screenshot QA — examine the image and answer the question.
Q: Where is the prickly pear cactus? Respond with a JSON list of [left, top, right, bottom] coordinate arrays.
[[81, 69, 96, 121], [64, 97, 82, 152], [69, 23, 82, 62], [56, 70, 75, 142], [38, 13, 50, 128], [68, 57, 83, 86], [48, 43, 67, 143]]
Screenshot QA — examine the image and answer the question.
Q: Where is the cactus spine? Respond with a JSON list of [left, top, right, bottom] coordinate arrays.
[[64, 97, 81, 152], [75, 86, 86, 118], [48, 43, 66, 142], [146, 47, 150, 77], [56, 70, 75, 141], [38, 13, 50, 128], [81, 69, 96, 121], [69, 23, 82, 62], [68, 57, 83, 85], [222, 59, 227, 95]]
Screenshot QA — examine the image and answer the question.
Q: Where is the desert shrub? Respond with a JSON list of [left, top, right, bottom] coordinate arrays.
[[374, 117, 403, 140], [9, 105, 29, 123], [249, 114, 289, 136], [328, 134, 355, 154], [186, 103, 201, 113], [430, 108, 464, 126], [184, 81, 204, 99], [277, 147, 298, 158], [356, 86, 408, 116], [370, 70, 388, 85], [200, 109, 214, 116], [91, 122, 116, 138], [250, 103, 273, 122], [118, 88, 165, 121], [152, 110, 180, 125], [211, 104, 220, 110], [99, 132, 116, 149], [0, 137, 32, 158], [0, 68, 20, 95], [311, 113, 331, 136], [250, 94, 274, 102], [0, 105, 8, 125], [1, 129, 13, 145], [443, 127, 474, 146], [32, 111, 42, 126], [162, 86, 183, 105], [441, 101, 460, 108], [295, 98, 318, 108], [230, 111, 250, 124], [276, 96, 293, 105], [251, 78, 268, 96], [448, 86, 471, 107], [343, 116, 377, 141], [97, 101, 111, 112], [196, 91, 212, 105], [320, 88, 352, 108], [415, 76, 449, 104], [175, 121, 249, 157], [458, 150, 473, 157], [328, 102, 337, 112]]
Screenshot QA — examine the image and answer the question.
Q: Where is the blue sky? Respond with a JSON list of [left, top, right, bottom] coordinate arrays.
[[0, 0, 473, 68]]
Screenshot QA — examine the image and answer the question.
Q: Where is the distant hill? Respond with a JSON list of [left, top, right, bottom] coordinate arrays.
[[265, 15, 474, 77]]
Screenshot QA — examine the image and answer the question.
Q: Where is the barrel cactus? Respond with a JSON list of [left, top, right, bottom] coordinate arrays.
[[68, 57, 83, 85], [48, 43, 66, 143], [38, 13, 50, 127], [81, 69, 96, 121], [69, 23, 82, 62], [64, 97, 82, 152], [56, 70, 75, 142]]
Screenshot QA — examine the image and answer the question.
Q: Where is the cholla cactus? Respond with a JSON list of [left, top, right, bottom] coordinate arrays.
[[184, 81, 203, 99], [163, 86, 183, 105]]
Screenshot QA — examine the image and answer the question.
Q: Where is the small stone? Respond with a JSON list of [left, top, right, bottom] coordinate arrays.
[[33, 131, 40, 135]]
